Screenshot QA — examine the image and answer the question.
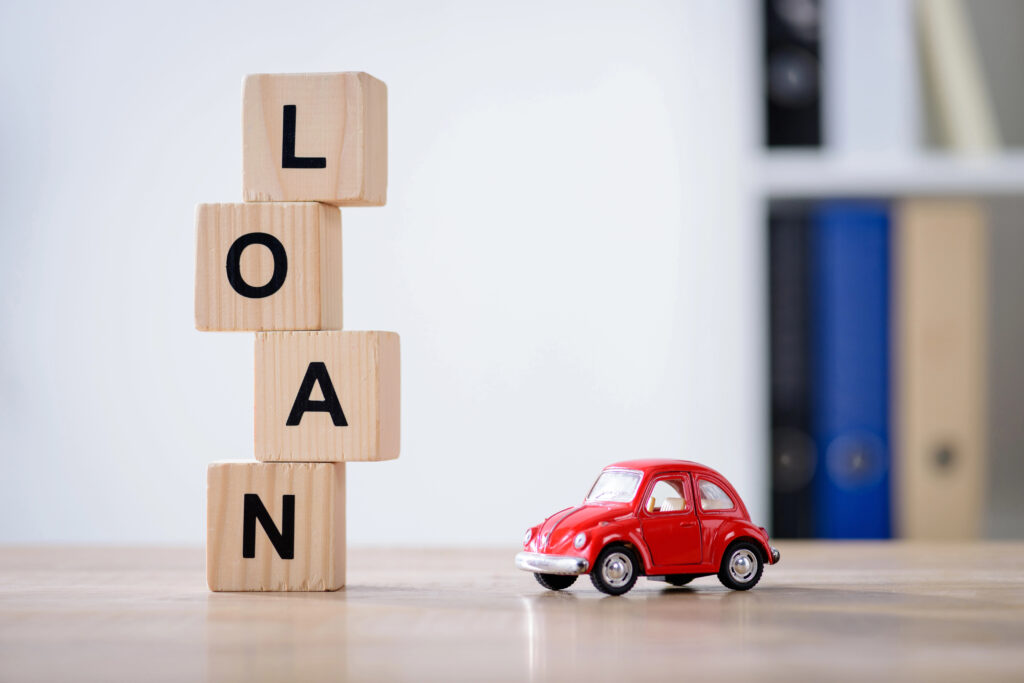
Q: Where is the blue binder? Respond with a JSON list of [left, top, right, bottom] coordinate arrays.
[[811, 202, 891, 538]]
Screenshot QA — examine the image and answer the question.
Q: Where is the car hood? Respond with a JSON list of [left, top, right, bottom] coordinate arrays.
[[537, 504, 631, 550]]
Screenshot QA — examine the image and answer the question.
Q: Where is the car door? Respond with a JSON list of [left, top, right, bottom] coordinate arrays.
[[638, 473, 702, 566]]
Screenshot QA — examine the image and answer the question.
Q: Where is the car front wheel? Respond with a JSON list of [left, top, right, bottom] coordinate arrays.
[[590, 545, 640, 596], [717, 541, 764, 590], [534, 573, 577, 591]]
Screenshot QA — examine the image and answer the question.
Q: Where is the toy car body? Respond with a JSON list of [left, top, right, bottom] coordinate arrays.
[[515, 459, 780, 595]]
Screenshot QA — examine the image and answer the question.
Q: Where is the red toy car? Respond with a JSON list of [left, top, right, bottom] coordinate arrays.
[[515, 460, 780, 595]]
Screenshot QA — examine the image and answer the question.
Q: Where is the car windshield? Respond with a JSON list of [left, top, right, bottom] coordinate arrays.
[[585, 470, 642, 503]]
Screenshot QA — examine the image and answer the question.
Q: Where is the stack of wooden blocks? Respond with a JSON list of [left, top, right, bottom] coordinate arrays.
[[194, 72, 399, 592]]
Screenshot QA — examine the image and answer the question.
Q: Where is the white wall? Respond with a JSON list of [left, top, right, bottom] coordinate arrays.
[[0, 0, 762, 545]]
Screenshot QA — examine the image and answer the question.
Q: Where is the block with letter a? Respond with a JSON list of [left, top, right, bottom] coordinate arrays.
[[255, 331, 401, 463]]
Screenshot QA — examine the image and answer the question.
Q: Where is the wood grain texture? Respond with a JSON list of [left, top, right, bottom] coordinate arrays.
[[243, 72, 387, 206], [2, 543, 1024, 682], [895, 199, 987, 538], [194, 202, 342, 331], [255, 331, 400, 462], [206, 461, 345, 591]]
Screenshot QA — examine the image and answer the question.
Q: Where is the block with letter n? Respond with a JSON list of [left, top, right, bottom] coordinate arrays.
[[206, 461, 345, 591]]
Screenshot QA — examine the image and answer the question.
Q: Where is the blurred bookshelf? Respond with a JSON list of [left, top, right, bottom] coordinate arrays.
[[759, 0, 1024, 540], [758, 152, 1024, 198]]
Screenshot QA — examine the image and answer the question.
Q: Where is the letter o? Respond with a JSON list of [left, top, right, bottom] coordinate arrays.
[[225, 232, 288, 299]]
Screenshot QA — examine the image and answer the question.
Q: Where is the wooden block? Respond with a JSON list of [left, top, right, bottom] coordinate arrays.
[[243, 72, 387, 206], [255, 331, 400, 462], [194, 202, 342, 331], [207, 460, 345, 592]]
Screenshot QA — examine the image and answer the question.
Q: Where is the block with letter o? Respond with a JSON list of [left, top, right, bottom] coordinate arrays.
[[194, 202, 342, 331]]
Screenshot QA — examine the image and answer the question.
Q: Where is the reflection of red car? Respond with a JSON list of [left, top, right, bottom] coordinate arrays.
[[515, 460, 780, 595]]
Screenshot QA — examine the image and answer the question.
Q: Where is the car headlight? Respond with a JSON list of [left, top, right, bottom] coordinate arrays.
[[524, 529, 532, 545], [573, 532, 587, 549]]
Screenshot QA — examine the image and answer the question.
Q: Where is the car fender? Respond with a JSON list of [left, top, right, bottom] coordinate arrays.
[[710, 520, 773, 567], [585, 523, 651, 574]]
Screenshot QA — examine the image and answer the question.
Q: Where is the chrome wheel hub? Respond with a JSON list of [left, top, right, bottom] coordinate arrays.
[[729, 548, 758, 583], [602, 552, 633, 588]]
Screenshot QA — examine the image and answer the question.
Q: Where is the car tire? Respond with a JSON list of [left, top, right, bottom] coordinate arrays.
[[590, 545, 640, 596], [717, 541, 764, 591], [665, 574, 695, 587], [534, 573, 577, 591]]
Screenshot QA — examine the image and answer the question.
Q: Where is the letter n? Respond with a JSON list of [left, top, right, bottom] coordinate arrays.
[[242, 494, 295, 559]]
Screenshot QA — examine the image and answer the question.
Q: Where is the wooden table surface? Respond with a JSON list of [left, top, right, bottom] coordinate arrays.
[[1, 542, 1023, 681]]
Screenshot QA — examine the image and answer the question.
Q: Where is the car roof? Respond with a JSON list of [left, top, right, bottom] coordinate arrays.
[[601, 459, 750, 519], [604, 459, 726, 479]]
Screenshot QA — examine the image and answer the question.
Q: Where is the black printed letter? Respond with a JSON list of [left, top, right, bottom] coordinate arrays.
[[286, 362, 348, 426], [225, 232, 288, 298], [282, 104, 327, 168], [242, 494, 295, 559]]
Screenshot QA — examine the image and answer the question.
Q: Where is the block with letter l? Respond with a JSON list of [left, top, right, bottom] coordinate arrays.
[[243, 72, 387, 206], [255, 331, 400, 462], [206, 460, 345, 591]]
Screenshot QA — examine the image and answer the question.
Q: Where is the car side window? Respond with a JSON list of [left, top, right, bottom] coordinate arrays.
[[645, 478, 689, 514], [698, 480, 734, 511]]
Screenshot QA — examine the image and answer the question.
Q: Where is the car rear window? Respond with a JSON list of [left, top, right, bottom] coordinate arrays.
[[698, 480, 735, 511]]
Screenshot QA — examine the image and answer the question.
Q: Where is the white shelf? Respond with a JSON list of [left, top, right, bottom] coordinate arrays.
[[757, 152, 1024, 197]]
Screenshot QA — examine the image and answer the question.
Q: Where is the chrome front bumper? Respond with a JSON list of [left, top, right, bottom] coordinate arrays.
[[515, 551, 589, 575], [771, 546, 781, 564]]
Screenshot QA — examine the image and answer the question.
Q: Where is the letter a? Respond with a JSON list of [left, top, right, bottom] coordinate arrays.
[[286, 362, 348, 426]]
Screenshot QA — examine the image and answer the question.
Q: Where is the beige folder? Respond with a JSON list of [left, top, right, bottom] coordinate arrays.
[[895, 198, 987, 538]]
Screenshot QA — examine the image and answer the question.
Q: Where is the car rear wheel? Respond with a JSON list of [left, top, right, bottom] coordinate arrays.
[[534, 573, 577, 591], [717, 541, 764, 590], [665, 574, 695, 587], [590, 545, 639, 596]]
